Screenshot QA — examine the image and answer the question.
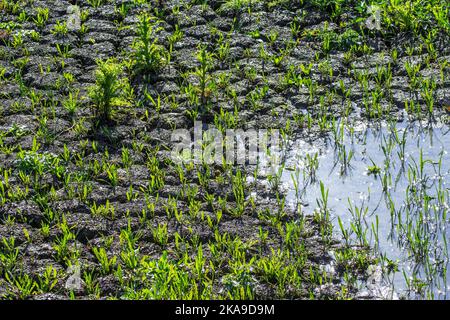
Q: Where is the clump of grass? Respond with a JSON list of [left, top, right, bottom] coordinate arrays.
[[62, 91, 79, 119], [51, 20, 68, 36], [89, 59, 127, 124], [87, 0, 106, 8], [33, 7, 49, 29], [193, 45, 215, 106], [132, 14, 165, 76]]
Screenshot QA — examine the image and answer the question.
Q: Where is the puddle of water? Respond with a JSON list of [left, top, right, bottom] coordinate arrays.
[[279, 121, 450, 299]]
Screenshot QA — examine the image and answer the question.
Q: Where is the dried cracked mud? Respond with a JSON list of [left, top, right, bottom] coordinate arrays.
[[0, 0, 449, 300]]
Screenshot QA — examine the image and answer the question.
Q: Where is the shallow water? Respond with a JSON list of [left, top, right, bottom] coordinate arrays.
[[280, 120, 450, 299]]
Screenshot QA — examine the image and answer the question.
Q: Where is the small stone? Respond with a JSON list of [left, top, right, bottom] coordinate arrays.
[[67, 5, 81, 31]]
